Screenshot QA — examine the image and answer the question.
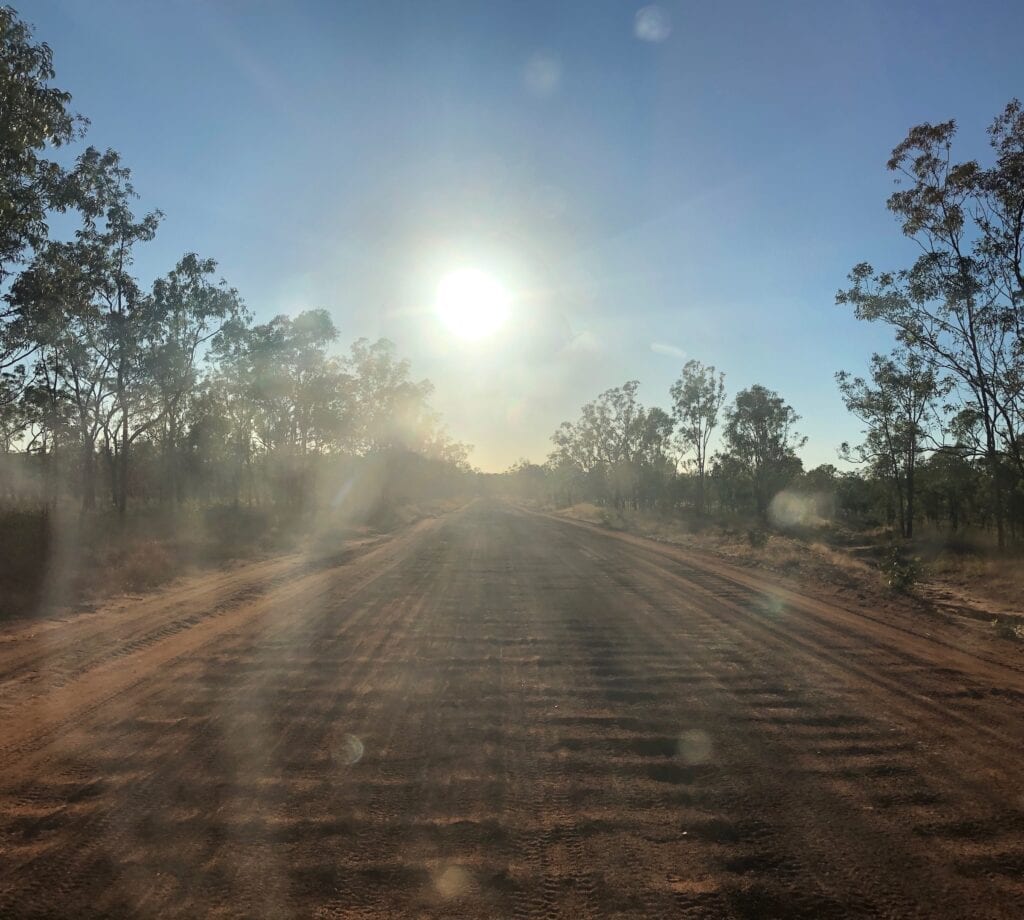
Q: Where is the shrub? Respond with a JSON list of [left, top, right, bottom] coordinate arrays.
[[880, 543, 921, 592], [114, 540, 178, 592], [203, 504, 278, 552], [747, 528, 769, 548], [0, 507, 52, 617], [598, 507, 626, 530], [992, 618, 1024, 641]]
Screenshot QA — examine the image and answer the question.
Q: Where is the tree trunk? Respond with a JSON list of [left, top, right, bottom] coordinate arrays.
[[116, 414, 129, 514], [992, 476, 1005, 549], [81, 436, 96, 511], [163, 411, 182, 505], [43, 445, 58, 509], [904, 463, 915, 540], [985, 431, 1005, 549], [170, 410, 184, 505]]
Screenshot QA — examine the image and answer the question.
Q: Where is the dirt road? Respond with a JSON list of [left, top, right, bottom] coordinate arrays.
[[1, 501, 1023, 918]]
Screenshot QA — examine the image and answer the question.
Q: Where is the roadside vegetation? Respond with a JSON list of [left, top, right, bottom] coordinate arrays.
[[0, 8, 472, 619], [2, 6, 1021, 627], [498, 97, 1024, 619]]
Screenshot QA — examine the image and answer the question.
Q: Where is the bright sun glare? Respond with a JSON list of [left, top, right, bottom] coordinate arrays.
[[435, 268, 510, 341]]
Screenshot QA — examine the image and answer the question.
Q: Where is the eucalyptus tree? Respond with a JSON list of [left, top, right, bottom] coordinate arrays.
[[548, 381, 674, 510], [9, 235, 110, 507], [916, 449, 982, 534], [69, 148, 160, 512], [202, 323, 261, 504], [0, 3, 84, 410], [636, 405, 675, 510], [550, 418, 600, 477], [250, 309, 344, 455], [0, 5, 82, 288], [0, 367, 27, 452], [9, 147, 160, 510], [147, 254, 246, 502], [206, 309, 353, 504], [670, 360, 726, 514], [837, 99, 1024, 544], [721, 385, 805, 517], [344, 337, 434, 454], [837, 349, 947, 538], [549, 383, 630, 506]]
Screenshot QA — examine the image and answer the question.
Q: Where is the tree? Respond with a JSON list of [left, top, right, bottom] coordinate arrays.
[[721, 384, 805, 517], [70, 148, 160, 513], [0, 10, 475, 517], [344, 337, 434, 454], [837, 349, 946, 538], [546, 381, 673, 510], [10, 239, 101, 507], [548, 381, 657, 509], [0, 366, 27, 452], [0, 5, 82, 288], [147, 254, 246, 502], [0, 3, 84, 434], [222, 310, 343, 503], [837, 100, 1024, 545], [504, 458, 548, 502], [635, 405, 675, 510], [670, 360, 726, 513], [8, 148, 161, 511], [917, 448, 981, 533]]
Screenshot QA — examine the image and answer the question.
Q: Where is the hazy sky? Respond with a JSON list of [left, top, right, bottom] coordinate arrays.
[[24, 0, 1024, 471]]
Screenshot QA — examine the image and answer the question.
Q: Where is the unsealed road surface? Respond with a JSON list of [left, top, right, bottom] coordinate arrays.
[[1, 501, 1023, 918]]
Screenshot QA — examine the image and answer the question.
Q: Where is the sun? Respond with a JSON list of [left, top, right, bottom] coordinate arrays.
[[435, 268, 510, 341]]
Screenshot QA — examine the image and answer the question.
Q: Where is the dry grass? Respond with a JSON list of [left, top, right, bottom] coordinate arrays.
[[0, 504, 287, 620], [102, 540, 179, 593], [559, 502, 621, 527], [0, 508, 50, 617], [554, 504, 1023, 621], [919, 548, 1024, 618], [0, 496, 473, 622]]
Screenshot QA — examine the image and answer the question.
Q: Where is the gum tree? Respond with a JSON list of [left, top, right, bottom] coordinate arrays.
[[670, 360, 726, 514], [838, 100, 1024, 545], [837, 349, 947, 538]]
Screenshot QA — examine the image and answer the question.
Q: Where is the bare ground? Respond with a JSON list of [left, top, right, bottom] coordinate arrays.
[[556, 502, 1024, 634], [1, 500, 1023, 918]]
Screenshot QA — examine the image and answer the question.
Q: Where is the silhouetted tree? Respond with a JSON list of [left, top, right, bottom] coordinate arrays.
[[670, 360, 726, 514], [720, 385, 805, 518], [147, 254, 246, 503], [0, 5, 82, 288], [838, 100, 1024, 545], [837, 349, 947, 538]]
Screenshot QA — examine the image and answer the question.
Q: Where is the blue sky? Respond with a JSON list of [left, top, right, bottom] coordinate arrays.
[[22, 0, 1024, 470]]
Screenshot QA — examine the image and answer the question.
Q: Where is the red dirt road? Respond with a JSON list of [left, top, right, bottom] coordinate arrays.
[[1, 501, 1023, 918]]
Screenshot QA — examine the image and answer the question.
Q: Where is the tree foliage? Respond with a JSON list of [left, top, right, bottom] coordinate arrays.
[[548, 381, 675, 510], [721, 385, 806, 517], [669, 360, 725, 513], [837, 350, 947, 537], [0, 7, 471, 515], [838, 99, 1024, 544], [0, 5, 82, 286]]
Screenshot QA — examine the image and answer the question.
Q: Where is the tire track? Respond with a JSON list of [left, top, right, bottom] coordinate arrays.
[[1, 502, 1022, 917]]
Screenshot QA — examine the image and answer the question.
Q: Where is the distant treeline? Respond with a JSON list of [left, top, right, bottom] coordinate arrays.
[[504, 98, 1024, 546], [0, 7, 471, 518], [3, 8, 1023, 546]]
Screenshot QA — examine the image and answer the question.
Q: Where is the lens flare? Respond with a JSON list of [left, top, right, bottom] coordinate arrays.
[[337, 733, 364, 765], [635, 5, 672, 43], [676, 729, 713, 764], [435, 268, 510, 341], [434, 864, 475, 899]]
